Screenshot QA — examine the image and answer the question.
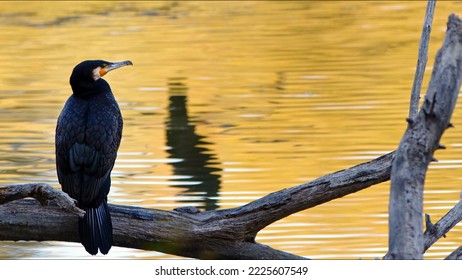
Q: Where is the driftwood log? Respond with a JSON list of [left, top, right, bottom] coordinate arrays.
[[0, 151, 393, 260], [2, 9, 462, 260]]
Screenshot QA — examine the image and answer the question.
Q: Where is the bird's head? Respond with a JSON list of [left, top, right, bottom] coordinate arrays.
[[69, 60, 133, 97]]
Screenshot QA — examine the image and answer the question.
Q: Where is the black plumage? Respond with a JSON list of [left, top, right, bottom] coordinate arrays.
[[55, 60, 132, 255]]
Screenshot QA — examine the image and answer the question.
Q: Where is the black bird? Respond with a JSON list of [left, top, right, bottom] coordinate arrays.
[[55, 60, 132, 255]]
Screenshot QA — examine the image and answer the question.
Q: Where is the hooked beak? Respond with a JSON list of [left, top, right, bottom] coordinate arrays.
[[99, 60, 133, 77]]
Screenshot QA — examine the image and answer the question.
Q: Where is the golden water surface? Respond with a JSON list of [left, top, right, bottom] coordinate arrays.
[[1, 1, 462, 259]]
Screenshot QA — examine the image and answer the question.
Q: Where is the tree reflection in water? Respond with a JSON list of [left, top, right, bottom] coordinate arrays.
[[165, 77, 221, 211]]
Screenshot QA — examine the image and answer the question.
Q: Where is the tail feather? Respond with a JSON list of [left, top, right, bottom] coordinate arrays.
[[79, 201, 113, 255]]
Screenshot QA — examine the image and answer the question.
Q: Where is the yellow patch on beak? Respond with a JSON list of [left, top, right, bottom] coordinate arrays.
[[99, 67, 108, 77]]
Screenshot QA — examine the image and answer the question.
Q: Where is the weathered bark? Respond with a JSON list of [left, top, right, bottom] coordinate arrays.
[[423, 195, 462, 252], [0, 183, 84, 217], [409, 0, 436, 118], [1, 199, 304, 260], [445, 246, 462, 260], [0, 151, 394, 259], [386, 14, 462, 260]]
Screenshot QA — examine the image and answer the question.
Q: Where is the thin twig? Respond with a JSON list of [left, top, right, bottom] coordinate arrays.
[[409, 0, 436, 119]]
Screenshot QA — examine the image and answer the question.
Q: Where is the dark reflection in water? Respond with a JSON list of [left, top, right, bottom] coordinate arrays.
[[275, 71, 287, 92], [165, 77, 221, 211]]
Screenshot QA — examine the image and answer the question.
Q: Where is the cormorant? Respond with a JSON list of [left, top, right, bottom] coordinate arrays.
[[55, 60, 132, 255]]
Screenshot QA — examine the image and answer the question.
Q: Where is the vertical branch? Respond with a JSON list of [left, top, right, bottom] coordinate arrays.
[[409, 0, 437, 118], [386, 14, 462, 260]]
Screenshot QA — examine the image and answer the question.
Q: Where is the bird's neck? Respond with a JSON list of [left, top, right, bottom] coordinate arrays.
[[72, 79, 112, 99]]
